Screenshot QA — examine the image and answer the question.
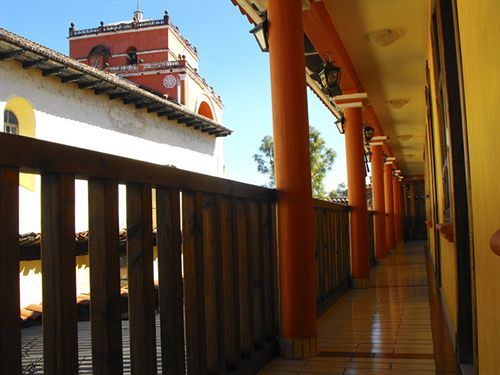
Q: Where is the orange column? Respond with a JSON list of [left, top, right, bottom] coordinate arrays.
[[384, 163, 395, 250], [392, 175, 400, 245], [268, 0, 317, 359], [343, 104, 370, 288], [370, 143, 386, 260]]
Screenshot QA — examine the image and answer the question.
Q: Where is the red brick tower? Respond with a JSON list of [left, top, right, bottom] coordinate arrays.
[[69, 9, 222, 120]]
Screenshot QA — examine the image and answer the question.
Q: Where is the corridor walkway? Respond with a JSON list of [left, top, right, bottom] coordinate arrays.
[[260, 241, 457, 374]]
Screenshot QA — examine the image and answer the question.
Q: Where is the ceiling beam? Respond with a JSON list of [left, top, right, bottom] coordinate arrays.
[[61, 74, 85, 83], [0, 49, 24, 60], [42, 66, 67, 76]]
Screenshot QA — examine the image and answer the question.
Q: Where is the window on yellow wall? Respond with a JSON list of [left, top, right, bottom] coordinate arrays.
[[4, 97, 36, 192], [3, 110, 19, 134]]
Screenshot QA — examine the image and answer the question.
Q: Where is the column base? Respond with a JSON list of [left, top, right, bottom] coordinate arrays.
[[279, 336, 318, 359], [351, 277, 370, 289]]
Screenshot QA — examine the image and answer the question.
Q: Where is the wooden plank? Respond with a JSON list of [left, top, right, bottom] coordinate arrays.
[[0, 167, 21, 375], [41, 173, 78, 374], [202, 195, 226, 374], [88, 179, 123, 375], [0, 133, 274, 201], [260, 201, 274, 341], [182, 192, 208, 374], [247, 200, 264, 348], [126, 183, 156, 375], [156, 187, 185, 375], [234, 199, 254, 359], [218, 196, 241, 369], [270, 202, 279, 334]]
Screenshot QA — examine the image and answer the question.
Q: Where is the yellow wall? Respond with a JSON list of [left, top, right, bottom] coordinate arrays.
[[426, 37, 458, 336], [5, 96, 36, 191], [457, 1, 500, 372]]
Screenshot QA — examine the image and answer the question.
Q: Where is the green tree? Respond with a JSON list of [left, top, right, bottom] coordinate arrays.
[[253, 127, 336, 199], [328, 182, 348, 201]]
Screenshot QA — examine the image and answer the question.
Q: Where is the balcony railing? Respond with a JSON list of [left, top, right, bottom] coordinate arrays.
[[70, 19, 167, 38], [107, 60, 186, 74], [0, 133, 356, 373], [313, 199, 351, 315]]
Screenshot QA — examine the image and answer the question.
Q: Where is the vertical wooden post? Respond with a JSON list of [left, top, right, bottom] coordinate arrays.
[[183, 192, 208, 374], [268, 0, 317, 358], [384, 164, 395, 251], [0, 167, 20, 375], [41, 173, 78, 374], [88, 179, 123, 375], [343, 104, 370, 288], [156, 187, 185, 375], [370, 143, 387, 260], [126, 183, 156, 375]]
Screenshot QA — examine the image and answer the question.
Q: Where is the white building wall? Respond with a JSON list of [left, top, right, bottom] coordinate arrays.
[[0, 60, 226, 233]]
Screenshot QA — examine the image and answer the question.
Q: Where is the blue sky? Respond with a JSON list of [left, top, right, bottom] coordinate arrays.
[[0, 0, 347, 189]]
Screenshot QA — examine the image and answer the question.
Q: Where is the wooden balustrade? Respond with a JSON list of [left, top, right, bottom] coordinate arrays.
[[313, 199, 351, 315], [0, 133, 278, 374], [0, 133, 356, 373]]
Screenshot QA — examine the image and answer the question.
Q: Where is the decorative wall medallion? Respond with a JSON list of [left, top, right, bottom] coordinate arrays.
[[163, 74, 177, 89]]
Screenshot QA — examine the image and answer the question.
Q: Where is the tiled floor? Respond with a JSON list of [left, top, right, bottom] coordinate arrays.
[[260, 241, 457, 374]]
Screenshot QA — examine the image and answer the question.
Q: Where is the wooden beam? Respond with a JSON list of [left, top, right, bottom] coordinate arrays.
[[0, 133, 275, 201], [79, 80, 101, 89], [156, 188, 186, 374], [41, 173, 78, 374], [61, 74, 85, 83], [157, 109, 175, 117], [123, 96, 143, 105], [0, 167, 21, 375], [42, 66, 67, 76], [0, 49, 24, 60], [22, 58, 48, 69], [126, 183, 157, 374], [108, 92, 129, 100], [147, 104, 165, 113], [135, 101, 151, 109], [167, 113, 185, 121], [88, 179, 123, 375], [94, 86, 115, 95]]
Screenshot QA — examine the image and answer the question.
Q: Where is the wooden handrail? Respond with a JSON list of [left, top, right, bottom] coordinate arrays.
[[313, 198, 349, 211], [0, 133, 274, 201]]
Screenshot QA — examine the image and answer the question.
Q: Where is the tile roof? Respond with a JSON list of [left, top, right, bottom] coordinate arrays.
[[0, 28, 231, 137]]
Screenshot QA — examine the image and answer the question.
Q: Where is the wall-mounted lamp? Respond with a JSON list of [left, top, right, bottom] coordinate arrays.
[[249, 12, 269, 52], [335, 113, 345, 134], [313, 59, 342, 98]]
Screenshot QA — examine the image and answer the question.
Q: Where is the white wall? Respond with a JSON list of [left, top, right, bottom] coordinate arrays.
[[0, 59, 226, 232]]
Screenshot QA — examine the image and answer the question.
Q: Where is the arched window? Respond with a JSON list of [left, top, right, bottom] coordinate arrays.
[[3, 110, 19, 134], [127, 47, 138, 65], [87, 45, 110, 69], [197, 101, 214, 120]]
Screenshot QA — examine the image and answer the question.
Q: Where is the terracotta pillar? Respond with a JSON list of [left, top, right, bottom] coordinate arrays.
[[370, 142, 386, 260], [384, 163, 395, 250], [339, 100, 370, 288], [393, 175, 400, 245], [268, 0, 317, 359]]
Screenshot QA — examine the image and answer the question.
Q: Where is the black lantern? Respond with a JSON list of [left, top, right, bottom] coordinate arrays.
[[249, 12, 269, 52], [335, 113, 345, 134], [315, 60, 342, 97], [363, 125, 375, 143]]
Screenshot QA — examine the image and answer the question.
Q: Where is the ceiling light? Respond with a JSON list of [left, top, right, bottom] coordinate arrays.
[[389, 99, 410, 109], [366, 29, 402, 47], [398, 134, 412, 141]]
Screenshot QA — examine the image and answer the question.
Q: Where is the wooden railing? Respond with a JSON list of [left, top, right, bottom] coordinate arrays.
[[313, 199, 351, 315], [0, 133, 278, 374]]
